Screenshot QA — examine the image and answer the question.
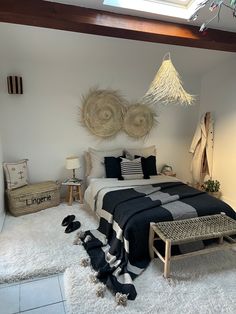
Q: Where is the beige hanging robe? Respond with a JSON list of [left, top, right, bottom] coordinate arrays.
[[189, 112, 214, 184]]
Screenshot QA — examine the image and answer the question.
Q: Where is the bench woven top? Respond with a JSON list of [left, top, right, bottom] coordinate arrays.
[[152, 214, 236, 244]]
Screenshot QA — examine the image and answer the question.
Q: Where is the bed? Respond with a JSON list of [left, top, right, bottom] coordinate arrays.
[[81, 175, 236, 300]]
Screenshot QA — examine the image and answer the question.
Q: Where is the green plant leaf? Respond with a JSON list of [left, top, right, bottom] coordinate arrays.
[[202, 179, 220, 192]]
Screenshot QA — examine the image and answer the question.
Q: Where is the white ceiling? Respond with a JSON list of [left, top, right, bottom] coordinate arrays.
[[47, 0, 236, 32]]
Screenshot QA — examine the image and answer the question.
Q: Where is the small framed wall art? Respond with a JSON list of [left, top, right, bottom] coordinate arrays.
[[7, 76, 23, 94]]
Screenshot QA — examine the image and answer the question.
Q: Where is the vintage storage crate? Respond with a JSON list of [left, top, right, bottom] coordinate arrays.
[[6, 181, 61, 216]]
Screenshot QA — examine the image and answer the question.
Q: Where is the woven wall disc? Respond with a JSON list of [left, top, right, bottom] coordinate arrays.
[[123, 104, 155, 138], [81, 89, 126, 138]]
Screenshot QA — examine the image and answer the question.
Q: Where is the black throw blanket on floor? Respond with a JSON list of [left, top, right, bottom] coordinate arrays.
[[82, 182, 236, 300]]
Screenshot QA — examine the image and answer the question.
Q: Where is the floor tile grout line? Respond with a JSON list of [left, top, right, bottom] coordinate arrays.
[[0, 273, 60, 289], [57, 275, 65, 302], [58, 275, 66, 313], [19, 284, 21, 313], [19, 273, 59, 285], [62, 301, 66, 314], [0, 282, 20, 289], [19, 300, 64, 313], [58, 274, 66, 301]]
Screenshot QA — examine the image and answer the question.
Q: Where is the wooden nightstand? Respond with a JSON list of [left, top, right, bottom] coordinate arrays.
[[62, 180, 83, 206]]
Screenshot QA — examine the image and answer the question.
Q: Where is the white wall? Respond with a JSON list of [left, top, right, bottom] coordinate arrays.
[[0, 134, 5, 231], [1, 22, 227, 187], [200, 57, 236, 208]]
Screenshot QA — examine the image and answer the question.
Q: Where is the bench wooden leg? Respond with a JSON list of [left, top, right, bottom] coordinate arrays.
[[164, 239, 171, 278], [149, 223, 155, 259]]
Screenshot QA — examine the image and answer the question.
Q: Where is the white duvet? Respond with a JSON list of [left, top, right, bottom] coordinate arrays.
[[84, 175, 180, 215]]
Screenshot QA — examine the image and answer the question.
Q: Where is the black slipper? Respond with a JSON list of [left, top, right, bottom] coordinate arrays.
[[61, 215, 75, 226], [65, 221, 81, 233]]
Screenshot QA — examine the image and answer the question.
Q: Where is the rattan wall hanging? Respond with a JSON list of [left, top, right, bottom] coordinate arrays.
[[80, 88, 157, 139], [80, 88, 127, 138], [123, 103, 157, 139]]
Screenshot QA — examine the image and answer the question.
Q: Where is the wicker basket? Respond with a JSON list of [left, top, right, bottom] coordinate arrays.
[[6, 181, 61, 216]]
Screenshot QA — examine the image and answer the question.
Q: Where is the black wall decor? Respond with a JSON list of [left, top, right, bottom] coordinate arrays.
[[7, 76, 23, 94]]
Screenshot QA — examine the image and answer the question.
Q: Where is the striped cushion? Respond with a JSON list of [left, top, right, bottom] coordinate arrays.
[[120, 157, 143, 180]]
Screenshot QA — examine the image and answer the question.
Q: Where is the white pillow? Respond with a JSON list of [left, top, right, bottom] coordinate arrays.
[[120, 157, 143, 180], [3, 159, 29, 190], [125, 145, 156, 159], [88, 147, 123, 178]]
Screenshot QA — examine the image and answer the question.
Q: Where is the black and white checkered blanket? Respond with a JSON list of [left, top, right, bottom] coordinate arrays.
[[82, 181, 236, 300]]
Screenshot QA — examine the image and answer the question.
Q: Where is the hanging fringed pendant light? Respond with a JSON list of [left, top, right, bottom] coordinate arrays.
[[142, 53, 194, 106]]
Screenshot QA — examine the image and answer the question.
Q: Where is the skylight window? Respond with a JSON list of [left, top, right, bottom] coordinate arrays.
[[103, 0, 202, 20]]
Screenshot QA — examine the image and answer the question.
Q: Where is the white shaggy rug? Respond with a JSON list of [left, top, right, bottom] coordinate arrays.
[[0, 203, 97, 283], [64, 251, 236, 314], [1, 203, 236, 314]]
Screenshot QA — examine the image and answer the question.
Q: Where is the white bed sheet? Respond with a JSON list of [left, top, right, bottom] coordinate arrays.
[[84, 175, 180, 215]]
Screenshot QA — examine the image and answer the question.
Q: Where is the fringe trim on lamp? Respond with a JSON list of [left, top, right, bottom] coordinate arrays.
[[142, 53, 195, 106]]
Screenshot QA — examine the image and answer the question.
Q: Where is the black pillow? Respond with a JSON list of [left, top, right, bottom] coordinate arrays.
[[104, 156, 122, 178], [135, 155, 157, 177]]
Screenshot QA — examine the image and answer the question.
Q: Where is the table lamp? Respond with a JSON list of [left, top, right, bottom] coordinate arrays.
[[66, 156, 80, 182]]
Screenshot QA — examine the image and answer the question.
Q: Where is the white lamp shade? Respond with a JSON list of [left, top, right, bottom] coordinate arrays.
[[66, 156, 80, 170]]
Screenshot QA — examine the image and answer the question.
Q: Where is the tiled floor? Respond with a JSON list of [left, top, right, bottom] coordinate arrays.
[[0, 274, 66, 314]]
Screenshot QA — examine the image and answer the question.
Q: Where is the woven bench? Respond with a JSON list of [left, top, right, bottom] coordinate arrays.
[[149, 214, 236, 278]]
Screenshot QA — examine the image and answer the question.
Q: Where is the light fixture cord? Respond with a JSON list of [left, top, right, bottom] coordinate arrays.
[[163, 52, 171, 61]]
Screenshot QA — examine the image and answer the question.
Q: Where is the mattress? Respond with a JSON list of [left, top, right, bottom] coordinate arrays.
[[84, 175, 180, 214]]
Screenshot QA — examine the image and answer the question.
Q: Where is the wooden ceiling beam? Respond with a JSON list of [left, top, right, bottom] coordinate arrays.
[[0, 0, 236, 52]]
